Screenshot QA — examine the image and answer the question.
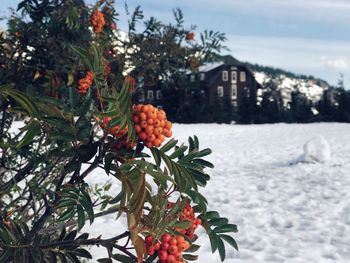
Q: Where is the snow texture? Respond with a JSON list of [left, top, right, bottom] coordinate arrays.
[[294, 135, 331, 164], [80, 123, 350, 262]]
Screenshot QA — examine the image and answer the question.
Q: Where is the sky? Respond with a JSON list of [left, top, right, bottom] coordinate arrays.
[[1, 0, 349, 87]]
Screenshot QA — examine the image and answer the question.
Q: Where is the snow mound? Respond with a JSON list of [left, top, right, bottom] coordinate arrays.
[[296, 135, 331, 163]]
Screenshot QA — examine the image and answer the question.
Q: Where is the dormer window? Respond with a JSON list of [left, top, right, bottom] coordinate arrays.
[[200, 73, 205, 81], [222, 71, 228, 81]]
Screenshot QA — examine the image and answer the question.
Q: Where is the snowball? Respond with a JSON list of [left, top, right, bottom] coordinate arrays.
[[298, 135, 331, 163]]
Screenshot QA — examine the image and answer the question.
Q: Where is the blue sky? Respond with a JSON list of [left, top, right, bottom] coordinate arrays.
[[1, 0, 349, 87]]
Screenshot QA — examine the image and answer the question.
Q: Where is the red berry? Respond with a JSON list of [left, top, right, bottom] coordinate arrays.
[[145, 235, 153, 244], [161, 233, 172, 243], [158, 250, 168, 261]]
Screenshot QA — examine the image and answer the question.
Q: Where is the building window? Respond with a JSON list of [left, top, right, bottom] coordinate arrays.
[[156, 90, 162, 100], [222, 71, 228, 81], [231, 71, 237, 83], [217, 86, 224, 97], [232, 101, 237, 107], [231, 84, 237, 99], [139, 91, 145, 102], [200, 73, 205, 81], [147, 90, 154, 100], [240, 71, 246, 82], [190, 74, 195, 82]]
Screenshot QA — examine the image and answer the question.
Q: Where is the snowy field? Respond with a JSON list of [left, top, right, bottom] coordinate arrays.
[[82, 123, 350, 262]]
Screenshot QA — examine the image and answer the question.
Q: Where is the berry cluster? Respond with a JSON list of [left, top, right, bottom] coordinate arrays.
[[78, 71, 94, 94], [100, 117, 135, 149], [145, 234, 190, 263], [133, 104, 173, 148], [178, 203, 202, 240], [185, 32, 195, 41], [90, 10, 106, 33], [168, 202, 202, 240]]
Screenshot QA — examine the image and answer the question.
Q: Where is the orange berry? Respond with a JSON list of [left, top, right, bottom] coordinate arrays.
[[165, 121, 172, 130], [145, 141, 153, 148], [134, 124, 142, 134], [138, 132, 147, 141], [147, 134, 156, 142], [168, 244, 178, 255], [173, 251, 182, 260], [153, 139, 161, 147], [154, 119, 161, 127], [157, 134, 165, 142], [133, 115, 140, 124], [169, 238, 177, 246], [154, 127, 163, 136], [176, 236, 185, 244], [140, 120, 148, 129], [139, 112, 147, 121], [160, 120, 166, 128], [146, 118, 154, 125], [142, 105, 150, 112], [145, 125, 154, 135]]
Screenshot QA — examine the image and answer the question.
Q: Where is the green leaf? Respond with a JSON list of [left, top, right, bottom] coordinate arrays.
[[150, 148, 161, 167], [209, 217, 229, 227], [192, 158, 214, 168], [208, 230, 218, 253], [217, 236, 226, 261], [182, 254, 199, 261], [220, 234, 239, 251], [160, 138, 178, 153], [185, 244, 201, 253], [172, 220, 191, 229], [73, 248, 92, 259], [214, 224, 238, 234], [77, 205, 85, 230], [97, 259, 112, 263], [169, 145, 188, 159], [206, 211, 220, 219], [16, 120, 41, 149]]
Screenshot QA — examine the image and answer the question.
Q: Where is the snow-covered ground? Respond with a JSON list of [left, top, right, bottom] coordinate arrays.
[[83, 123, 350, 262]]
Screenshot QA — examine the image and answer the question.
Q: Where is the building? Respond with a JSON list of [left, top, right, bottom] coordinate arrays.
[[133, 55, 261, 111], [189, 55, 261, 108]]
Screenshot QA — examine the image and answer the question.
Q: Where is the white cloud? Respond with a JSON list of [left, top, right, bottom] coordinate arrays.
[[321, 57, 350, 70]]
